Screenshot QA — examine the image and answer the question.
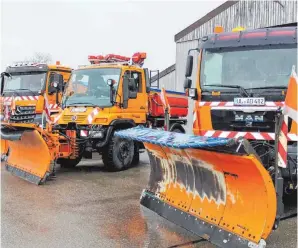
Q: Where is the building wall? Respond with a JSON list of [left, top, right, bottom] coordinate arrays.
[[152, 70, 176, 91], [150, 64, 177, 91], [175, 0, 297, 133]]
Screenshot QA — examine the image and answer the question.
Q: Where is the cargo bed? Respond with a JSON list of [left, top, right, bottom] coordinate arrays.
[[148, 88, 188, 118]]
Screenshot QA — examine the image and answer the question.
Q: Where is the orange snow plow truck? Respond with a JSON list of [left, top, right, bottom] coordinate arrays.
[[0, 62, 72, 162], [115, 25, 298, 248], [0, 53, 188, 184]]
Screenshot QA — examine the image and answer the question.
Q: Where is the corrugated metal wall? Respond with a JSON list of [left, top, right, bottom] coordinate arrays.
[[177, 0, 298, 43], [151, 70, 176, 91], [175, 0, 297, 133]]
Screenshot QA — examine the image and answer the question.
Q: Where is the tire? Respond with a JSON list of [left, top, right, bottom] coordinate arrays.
[[131, 142, 140, 166], [102, 132, 134, 171], [171, 128, 183, 133], [57, 156, 82, 168]]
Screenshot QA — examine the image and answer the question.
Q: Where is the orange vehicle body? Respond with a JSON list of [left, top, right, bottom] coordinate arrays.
[[1, 62, 72, 160], [1, 53, 189, 184], [187, 25, 297, 195], [114, 25, 298, 248]]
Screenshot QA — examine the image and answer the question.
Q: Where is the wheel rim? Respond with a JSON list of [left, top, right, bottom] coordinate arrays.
[[118, 140, 130, 161], [172, 129, 182, 133]]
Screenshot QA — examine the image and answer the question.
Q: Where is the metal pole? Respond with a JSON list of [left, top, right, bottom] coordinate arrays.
[[273, 109, 284, 229], [164, 107, 170, 131], [41, 111, 45, 131]]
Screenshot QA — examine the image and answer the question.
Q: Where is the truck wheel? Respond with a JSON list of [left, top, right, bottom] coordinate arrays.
[[131, 142, 140, 166], [102, 132, 134, 171], [171, 128, 183, 133], [57, 156, 82, 168]]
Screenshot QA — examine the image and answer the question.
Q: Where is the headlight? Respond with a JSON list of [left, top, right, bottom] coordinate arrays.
[[89, 131, 104, 138], [188, 88, 197, 98], [33, 114, 45, 125]]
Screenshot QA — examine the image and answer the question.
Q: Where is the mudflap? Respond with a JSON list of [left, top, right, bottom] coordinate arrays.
[[115, 127, 277, 248], [2, 128, 52, 185]]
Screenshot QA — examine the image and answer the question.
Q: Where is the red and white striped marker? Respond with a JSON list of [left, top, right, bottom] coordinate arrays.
[[198, 101, 284, 108], [199, 130, 297, 141], [49, 103, 59, 110], [277, 116, 288, 168], [87, 108, 99, 124], [43, 94, 52, 123], [3, 95, 39, 102], [80, 130, 88, 137], [52, 113, 62, 124]]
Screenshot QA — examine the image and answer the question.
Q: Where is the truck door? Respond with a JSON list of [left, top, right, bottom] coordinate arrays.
[[47, 72, 64, 111], [122, 70, 147, 122]]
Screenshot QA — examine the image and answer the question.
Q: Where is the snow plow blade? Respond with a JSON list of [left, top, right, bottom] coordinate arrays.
[[1, 139, 9, 161], [115, 127, 277, 248], [1, 126, 52, 185]]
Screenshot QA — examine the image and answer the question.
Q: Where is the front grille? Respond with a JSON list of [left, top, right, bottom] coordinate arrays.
[[63, 115, 87, 124], [211, 110, 276, 132], [10, 105, 36, 123]]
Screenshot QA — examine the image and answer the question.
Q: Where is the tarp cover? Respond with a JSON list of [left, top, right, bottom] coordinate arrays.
[[115, 126, 231, 149]]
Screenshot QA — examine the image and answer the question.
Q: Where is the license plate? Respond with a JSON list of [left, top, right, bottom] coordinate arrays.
[[234, 97, 265, 106]]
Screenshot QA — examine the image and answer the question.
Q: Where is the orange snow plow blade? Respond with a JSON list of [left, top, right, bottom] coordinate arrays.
[[1, 139, 9, 161], [115, 127, 277, 248], [1, 126, 53, 184]]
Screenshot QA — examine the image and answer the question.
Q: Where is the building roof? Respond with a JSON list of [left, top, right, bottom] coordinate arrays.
[[174, 1, 238, 42], [150, 64, 175, 83]]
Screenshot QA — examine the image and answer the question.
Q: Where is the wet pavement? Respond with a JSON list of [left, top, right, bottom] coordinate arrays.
[[1, 153, 297, 248]]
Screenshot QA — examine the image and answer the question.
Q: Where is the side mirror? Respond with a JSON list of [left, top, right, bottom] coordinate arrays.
[[107, 79, 116, 87], [49, 73, 64, 94], [184, 78, 192, 89], [128, 78, 137, 99], [122, 76, 129, 109], [107, 79, 116, 104], [60, 82, 65, 92], [1, 73, 5, 95], [0, 72, 11, 95], [185, 55, 193, 78]]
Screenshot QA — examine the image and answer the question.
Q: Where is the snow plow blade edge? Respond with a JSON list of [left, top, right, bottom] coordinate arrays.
[[1, 127, 52, 185], [115, 127, 277, 248]]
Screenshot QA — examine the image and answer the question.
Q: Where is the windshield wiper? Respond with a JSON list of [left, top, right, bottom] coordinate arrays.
[[17, 88, 36, 94], [247, 86, 287, 90], [67, 102, 98, 107], [204, 84, 250, 97], [2, 89, 21, 96]]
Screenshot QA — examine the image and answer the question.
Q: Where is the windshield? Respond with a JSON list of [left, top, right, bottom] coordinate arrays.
[[200, 44, 297, 89], [4, 73, 47, 92], [63, 68, 121, 107]]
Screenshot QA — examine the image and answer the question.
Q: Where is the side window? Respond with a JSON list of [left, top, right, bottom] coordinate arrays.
[[126, 71, 142, 93]]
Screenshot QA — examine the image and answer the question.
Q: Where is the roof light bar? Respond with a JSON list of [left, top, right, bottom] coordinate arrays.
[[87, 52, 146, 67]]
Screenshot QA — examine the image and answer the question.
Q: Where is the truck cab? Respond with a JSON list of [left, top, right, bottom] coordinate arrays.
[[1, 62, 72, 124], [0, 62, 72, 160], [184, 25, 297, 193], [55, 53, 188, 171]]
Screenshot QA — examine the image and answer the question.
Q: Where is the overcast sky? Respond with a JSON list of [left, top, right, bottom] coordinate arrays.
[[1, 0, 224, 71]]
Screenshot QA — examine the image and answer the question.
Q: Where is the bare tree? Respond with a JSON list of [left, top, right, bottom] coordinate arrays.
[[29, 52, 53, 63], [13, 52, 53, 64]]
